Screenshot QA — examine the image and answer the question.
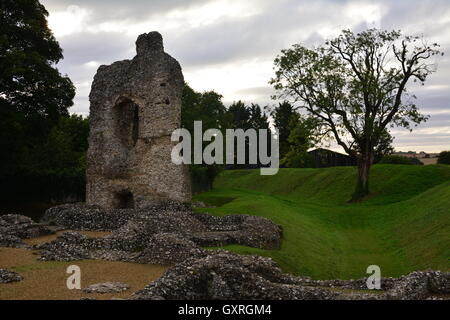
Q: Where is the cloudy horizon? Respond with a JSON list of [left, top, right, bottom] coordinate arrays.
[[41, 0, 450, 153]]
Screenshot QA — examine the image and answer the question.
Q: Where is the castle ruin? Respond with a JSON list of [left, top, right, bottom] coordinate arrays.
[[86, 32, 191, 209]]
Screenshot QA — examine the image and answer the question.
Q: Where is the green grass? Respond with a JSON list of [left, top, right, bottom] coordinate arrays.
[[193, 164, 450, 280]]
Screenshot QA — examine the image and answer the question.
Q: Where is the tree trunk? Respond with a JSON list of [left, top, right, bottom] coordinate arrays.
[[351, 149, 373, 202]]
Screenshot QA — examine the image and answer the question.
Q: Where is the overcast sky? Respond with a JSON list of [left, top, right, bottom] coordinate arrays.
[[41, 0, 450, 153]]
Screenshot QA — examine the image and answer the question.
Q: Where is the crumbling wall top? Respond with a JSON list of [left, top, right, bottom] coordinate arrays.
[[136, 31, 164, 56]]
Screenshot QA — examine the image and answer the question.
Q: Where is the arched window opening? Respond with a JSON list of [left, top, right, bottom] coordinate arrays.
[[114, 190, 134, 209], [113, 98, 140, 149]]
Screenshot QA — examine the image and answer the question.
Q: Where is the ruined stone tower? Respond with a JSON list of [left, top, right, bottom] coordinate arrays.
[[86, 31, 191, 209]]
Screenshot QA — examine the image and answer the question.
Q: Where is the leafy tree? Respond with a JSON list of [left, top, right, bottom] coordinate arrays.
[[181, 84, 202, 130], [352, 129, 394, 164], [271, 101, 297, 160], [0, 114, 89, 204], [60, 114, 89, 155], [249, 103, 270, 130], [181, 84, 228, 191], [249, 103, 272, 169], [181, 84, 228, 133], [33, 115, 89, 170], [373, 130, 394, 163], [0, 0, 75, 171], [226, 101, 270, 131], [281, 114, 322, 168], [437, 151, 450, 165], [227, 101, 270, 168], [227, 100, 252, 130], [271, 29, 441, 201]]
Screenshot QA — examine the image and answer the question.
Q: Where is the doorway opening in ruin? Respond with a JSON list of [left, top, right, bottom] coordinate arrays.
[[114, 98, 140, 149], [114, 190, 135, 209]]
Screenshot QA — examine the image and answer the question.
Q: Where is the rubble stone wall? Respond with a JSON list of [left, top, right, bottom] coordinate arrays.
[[86, 32, 191, 209]]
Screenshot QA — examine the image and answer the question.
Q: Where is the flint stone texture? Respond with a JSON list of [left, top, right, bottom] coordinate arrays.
[[83, 282, 130, 294], [41, 203, 135, 231], [385, 270, 450, 300], [0, 269, 23, 284], [133, 252, 450, 300], [0, 214, 56, 248], [86, 31, 191, 209], [37, 203, 283, 264], [37, 232, 90, 261], [132, 252, 343, 300]]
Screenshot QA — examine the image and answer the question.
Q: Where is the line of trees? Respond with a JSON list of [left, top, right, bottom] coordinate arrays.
[[0, 0, 88, 203], [180, 84, 330, 191], [181, 85, 270, 192]]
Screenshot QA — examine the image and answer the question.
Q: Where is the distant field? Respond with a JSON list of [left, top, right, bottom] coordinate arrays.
[[194, 164, 450, 280], [421, 157, 439, 165]]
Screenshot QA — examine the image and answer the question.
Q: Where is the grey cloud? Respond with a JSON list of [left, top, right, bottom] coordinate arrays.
[[393, 133, 450, 146], [380, 0, 450, 31], [168, 0, 352, 67], [58, 31, 133, 66], [234, 86, 275, 97], [42, 0, 211, 22]]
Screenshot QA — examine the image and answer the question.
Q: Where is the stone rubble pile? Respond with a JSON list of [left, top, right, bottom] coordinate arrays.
[[133, 252, 450, 300], [36, 202, 282, 264], [133, 252, 336, 300], [83, 282, 130, 294], [385, 270, 450, 300], [41, 203, 136, 231], [0, 214, 57, 248], [37, 231, 91, 261], [0, 269, 23, 284]]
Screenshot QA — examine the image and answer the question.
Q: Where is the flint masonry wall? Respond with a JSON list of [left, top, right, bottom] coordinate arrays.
[[86, 32, 191, 209]]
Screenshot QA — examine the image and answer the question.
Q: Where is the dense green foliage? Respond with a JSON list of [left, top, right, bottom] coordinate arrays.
[[281, 114, 322, 168], [226, 101, 271, 169], [0, 0, 82, 204], [181, 84, 227, 192], [194, 165, 450, 279], [181, 84, 228, 134], [0, 115, 89, 203], [271, 101, 296, 160], [1, 168, 86, 203], [438, 151, 450, 165], [0, 0, 76, 171], [181, 90, 320, 175], [181, 84, 272, 191], [372, 130, 395, 163]]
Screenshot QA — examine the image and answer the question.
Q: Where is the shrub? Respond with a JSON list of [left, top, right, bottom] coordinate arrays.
[[379, 155, 423, 165], [437, 151, 450, 164], [0, 168, 86, 203], [190, 165, 223, 194]]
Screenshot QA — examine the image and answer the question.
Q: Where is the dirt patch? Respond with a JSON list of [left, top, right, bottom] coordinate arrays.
[[421, 158, 438, 165], [23, 230, 112, 246], [0, 247, 166, 300]]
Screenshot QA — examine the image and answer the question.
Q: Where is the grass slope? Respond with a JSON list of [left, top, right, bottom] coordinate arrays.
[[194, 164, 450, 280]]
